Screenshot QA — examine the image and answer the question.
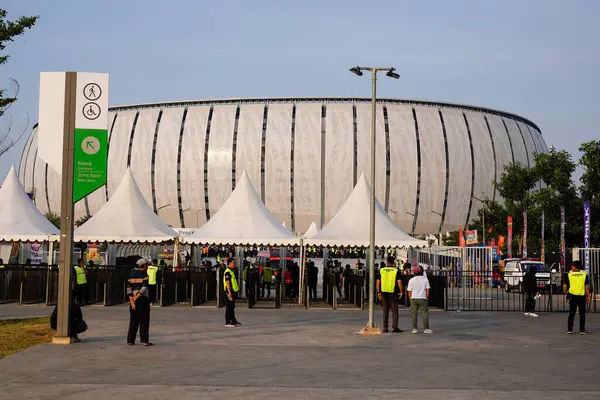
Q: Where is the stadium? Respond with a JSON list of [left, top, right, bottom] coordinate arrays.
[[18, 97, 547, 235]]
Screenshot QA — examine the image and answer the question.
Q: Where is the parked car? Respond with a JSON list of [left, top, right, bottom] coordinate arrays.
[[504, 259, 553, 293]]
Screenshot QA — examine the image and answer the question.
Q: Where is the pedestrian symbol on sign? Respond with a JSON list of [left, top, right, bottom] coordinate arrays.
[[83, 83, 102, 101]]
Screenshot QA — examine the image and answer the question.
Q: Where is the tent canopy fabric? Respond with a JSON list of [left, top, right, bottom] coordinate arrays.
[[302, 221, 319, 239], [75, 169, 178, 243], [0, 166, 59, 242], [304, 173, 427, 249], [180, 171, 299, 246]]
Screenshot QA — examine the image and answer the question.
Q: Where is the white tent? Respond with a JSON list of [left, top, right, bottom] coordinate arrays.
[[75, 169, 178, 243], [304, 173, 427, 248], [302, 221, 319, 239], [0, 166, 59, 242], [180, 171, 299, 246]]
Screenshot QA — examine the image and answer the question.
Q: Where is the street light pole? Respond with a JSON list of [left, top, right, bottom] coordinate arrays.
[[350, 66, 399, 334]]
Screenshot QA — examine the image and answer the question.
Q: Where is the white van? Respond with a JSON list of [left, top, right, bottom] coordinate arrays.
[[504, 259, 552, 293]]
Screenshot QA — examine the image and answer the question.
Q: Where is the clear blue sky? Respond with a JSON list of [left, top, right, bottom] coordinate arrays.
[[1, 0, 599, 180]]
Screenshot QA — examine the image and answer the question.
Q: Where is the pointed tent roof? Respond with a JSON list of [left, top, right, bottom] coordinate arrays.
[[304, 173, 427, 248], [0, 166, 59, 242], [302, 222, 320, 239], [75, 169, 178, 243], [180, 171, 299, 246]]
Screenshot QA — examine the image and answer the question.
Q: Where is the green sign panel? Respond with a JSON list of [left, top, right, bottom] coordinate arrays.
[[73, 128, 108, 203]]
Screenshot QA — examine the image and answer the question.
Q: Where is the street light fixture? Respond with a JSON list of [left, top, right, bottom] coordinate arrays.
[[350, 65, 399, 333], [430, 210, 443, 246], [469, 195, 486, 245]]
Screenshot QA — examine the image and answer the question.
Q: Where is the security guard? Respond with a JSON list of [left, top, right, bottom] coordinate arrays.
[[262, 263, 273, 299], [376, 256, 404, 333], [73, 258, 89, 306], [0, 258, 4, 268], [147, 259, 159, 305], [563, 260, 590, 334], [224, 258, 240, 327]]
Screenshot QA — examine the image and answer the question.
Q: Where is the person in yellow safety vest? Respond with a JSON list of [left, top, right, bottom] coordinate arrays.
[[262, 263, 273, 299], [0, 258, 4, 268], [73, 258, 89, 306], [563, 260, 591, 334], [147, 259, 160, 305], [376, 256, 404, 333], [223, 258, 240, 327], [242, 260, 250, 298]]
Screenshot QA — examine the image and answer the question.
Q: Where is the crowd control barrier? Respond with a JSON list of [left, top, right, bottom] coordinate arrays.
[[0, 266, 24, 304], [190, 267, 218, 307]]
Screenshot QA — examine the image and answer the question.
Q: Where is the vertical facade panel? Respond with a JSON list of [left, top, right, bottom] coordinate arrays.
[[293, 103, 322, 233], [516, 120, 537, 167], [441, 109, 472, 232], [33, 156, 48, 214], [355, 103, 387, 206], [129, 109, 160, 207], [414, 106, 446, 234], [324, 103, 354, 224], [387, 105, 417, 232], [18, 130, 35, 183], [532, 127, 548, 153], [22, 130, 37, 193], [503, 118, 529, 167], [465, 111, 495, 209], [207, 105, 236, 217], [86, 186, 106, 217], [236, 104, 263, 191], [486, 114, 513, 196], [107, 111, 137, 197], [47, 166, 61, 215], [264, 104, 292, 227], [180, 106, 209, 228], [154, 107, 184, 227]]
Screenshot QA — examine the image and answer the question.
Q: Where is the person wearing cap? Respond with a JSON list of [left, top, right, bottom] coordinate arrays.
[[224, 257, 240, 327], [407, 265, 433, 334], [563, 260, 591, 335], [376, 256, 404, 333], [127, 258, 153, 346]]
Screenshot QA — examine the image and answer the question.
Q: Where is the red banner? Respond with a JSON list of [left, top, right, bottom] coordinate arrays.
[[459, 228, 466, 247], [507, 217, 513, 258]]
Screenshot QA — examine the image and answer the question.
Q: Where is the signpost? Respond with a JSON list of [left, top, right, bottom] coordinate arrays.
[[38, 72, 109, 343]]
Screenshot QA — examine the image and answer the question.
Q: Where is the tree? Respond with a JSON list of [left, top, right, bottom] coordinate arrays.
[[580, 140, 600, 246], [75, 215, 91, 227], [44, 211, 60, 229], [0, 9, 38, 157]]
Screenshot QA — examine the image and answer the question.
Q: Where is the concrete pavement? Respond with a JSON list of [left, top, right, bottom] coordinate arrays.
[[0, 303, 599, 399]]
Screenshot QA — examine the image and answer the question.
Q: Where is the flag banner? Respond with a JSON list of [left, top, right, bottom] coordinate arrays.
[[560, 206, 566, 271], [541, 211, 545, 263], [507, 217, 513, 258], [584, 201, 591, 271], [465, 230, 478, 246], [459, 228, 466, 247], [523, 211, 528, 258]]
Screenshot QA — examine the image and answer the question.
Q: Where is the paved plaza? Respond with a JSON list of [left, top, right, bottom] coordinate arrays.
[[0, 303, 599, 399]]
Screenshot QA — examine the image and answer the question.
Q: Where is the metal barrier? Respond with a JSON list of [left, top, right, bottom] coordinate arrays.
[[103, 266, 134, 306], [190, 267, 218, 307], [573, 248, 600, 313], [45, 265, 59, 305], [0, 266, 22, 304], [20, 266, 47, 304], [161, 269, 177, 307]]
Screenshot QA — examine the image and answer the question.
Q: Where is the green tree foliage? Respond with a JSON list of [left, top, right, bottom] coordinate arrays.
[[75, 215, 90, 227], [0, 9, 38, 157], [44, 211, 60, 229]]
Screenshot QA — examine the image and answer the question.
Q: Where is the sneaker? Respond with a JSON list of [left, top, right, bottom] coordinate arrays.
[[392, 328, 403, 333], [580, 331, 588, 335], [225, 323, 236, 328], [412, 329, 418, 334], [524, 312, 531, 316], [424, 329, 433, 334], [234, 321, 242, 326], [567, 331, 573, 334], [530, 313, 539, 318]]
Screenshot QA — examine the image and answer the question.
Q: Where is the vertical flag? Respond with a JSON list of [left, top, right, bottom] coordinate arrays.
[[560, 206, 566, 272], [523, 211, 528, 258], [459, 228, 466, 247], [541, 211, 545, 263], [584, 201, 591, 271], [507, 216, 513, 258]]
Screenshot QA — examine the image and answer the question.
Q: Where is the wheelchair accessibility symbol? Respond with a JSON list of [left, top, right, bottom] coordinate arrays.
[[83, 102, 101, 120]]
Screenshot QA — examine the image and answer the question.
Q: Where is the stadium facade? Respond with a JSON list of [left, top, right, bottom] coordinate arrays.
[[18, 97, 548, 235]]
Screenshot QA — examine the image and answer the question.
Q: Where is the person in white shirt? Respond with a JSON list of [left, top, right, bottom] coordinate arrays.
[[407, 266, 432, 334]]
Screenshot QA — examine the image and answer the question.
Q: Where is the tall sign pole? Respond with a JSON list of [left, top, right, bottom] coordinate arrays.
[[522, 211, 527, 258], [584, 201, 591, 271], [39, 72, 109, 343], [560, 206, 566, 273]]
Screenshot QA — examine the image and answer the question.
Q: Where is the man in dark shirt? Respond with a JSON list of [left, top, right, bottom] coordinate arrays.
[[307, 260, 318, 301], [376, 256, 404, 333], [523, 265, 539, 317], [50, 302, 87, 342], [127, 258, 152, 346]]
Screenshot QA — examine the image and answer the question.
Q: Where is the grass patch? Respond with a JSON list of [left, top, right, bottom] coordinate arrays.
[[0, 317, 53, 359]]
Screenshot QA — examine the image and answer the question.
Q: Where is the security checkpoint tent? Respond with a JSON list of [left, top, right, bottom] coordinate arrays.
[[304, 173, 427, 249], [74, 169, 178, 243], [0, 166, 59, 242], [302, 221, 319, 239], [179, 171, 299, 246]]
